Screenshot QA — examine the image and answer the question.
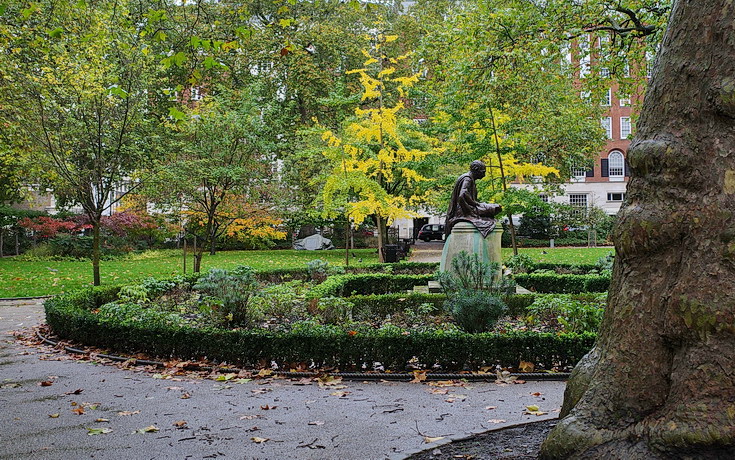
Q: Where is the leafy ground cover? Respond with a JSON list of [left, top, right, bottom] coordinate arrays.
[[0, 247, 614, 298]]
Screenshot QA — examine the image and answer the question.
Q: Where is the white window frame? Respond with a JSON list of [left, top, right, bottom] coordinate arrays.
[[608, 150, 625, 181], [571, 166, 587, 183], [601, 117, 612, 139], [607, 192, 626, 202], [569, 194, 588, 214], [620, 117, 632, 139], [602, 88, 611, 106]]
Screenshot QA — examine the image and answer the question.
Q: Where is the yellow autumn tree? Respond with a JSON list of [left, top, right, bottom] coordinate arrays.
[[319, 34, 443, 262]]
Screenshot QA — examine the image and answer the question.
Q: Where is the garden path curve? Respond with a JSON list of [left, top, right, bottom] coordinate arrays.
[[0, 299, 565, 460]]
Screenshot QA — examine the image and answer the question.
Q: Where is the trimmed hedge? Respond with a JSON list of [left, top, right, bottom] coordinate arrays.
[[307, 273, 434, 299], [514, 273, 610, 293], [44, 286, 595, 370], [255, 262, 438, 283], [532, 263, 599, 273]]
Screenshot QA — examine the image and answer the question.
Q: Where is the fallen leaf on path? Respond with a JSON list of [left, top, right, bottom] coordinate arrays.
[[424, 436, 445, 443], [71, 407, 85, 415], [173, 420, 187, 428], [38, 381, 53, 387], [484, 406, 497, 410], [239, 415, 262, 420], [134, 425, 159, 434], [260, 405, 277, 410], [0, 383, 21, 388], [429, 380, 464, 387], [234, 378, 252, 384], [257, 369, 273, 378], [429, 388, 449, 395], [330, 391, 351, 397], [87, 427, 112, 435], [65, 389, 83, 395], [308, 420, 325, 426], [117, 410, 140, 416], [317, 375, 343, 387], [293, 378, 313, 385], [531, 392, 544, 396], [94, 418, 109, 423], [487, 419, 506, 423], [519, 361, 535, 373], [410, 370, 427, 383], [251, 436, 269, 443], [180, 393, 191, 399], [215, 373, 237, 381], [48, 413, 60, 418]]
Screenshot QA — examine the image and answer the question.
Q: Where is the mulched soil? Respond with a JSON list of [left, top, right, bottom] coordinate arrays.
[[408, 419, 557, 459]]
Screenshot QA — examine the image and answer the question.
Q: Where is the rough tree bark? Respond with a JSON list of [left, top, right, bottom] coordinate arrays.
[[541, 0, 735, 458]]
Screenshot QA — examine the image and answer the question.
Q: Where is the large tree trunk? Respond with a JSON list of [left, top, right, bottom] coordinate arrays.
[[541, 1, 735, 458]]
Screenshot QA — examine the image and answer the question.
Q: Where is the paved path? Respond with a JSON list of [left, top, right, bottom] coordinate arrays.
[[0, 300, 565, 460], [408, 241, 444, 263]]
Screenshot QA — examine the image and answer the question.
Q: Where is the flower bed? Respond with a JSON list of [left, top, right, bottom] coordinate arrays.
[[43, 267, 601, 371]]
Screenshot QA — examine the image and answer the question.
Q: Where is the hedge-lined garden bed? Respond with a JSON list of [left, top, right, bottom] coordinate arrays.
[[44, 285, 596, 370], [513, 273, 610, 293]]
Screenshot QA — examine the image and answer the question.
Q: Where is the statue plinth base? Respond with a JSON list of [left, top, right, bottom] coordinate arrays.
[[440, 222, 503, 279]]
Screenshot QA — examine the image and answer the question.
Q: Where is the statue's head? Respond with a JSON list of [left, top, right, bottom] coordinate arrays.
[[470, 160, 486, 179]]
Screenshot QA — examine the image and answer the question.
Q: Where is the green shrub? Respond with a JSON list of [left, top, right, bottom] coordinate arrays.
[[317, 296, 354, 325], [305, 259, 330, 282], [504, 254, 536, 274], [250, 280, 307, 318], [437, 251, 516, 295], [526, 294, 605, 333], [445, 289, 507, 333], [193, 266, 260, 326], [595, 253, 615, 272], [117, 285, 149, 303]]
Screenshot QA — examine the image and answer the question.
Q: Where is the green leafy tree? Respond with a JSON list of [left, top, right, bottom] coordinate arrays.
[[0, 0, 160, 285], [150, 92, 281, 272]]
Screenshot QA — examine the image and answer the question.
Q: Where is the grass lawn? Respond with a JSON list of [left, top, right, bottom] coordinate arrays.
[[0, 246, 615, 298], [501, 246, 614, 265]]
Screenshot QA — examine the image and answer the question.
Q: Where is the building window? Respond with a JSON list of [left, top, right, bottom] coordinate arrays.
[[602, 88, 611, 106], [601, 117, 612, 139], [539, 194, 549, 203], [608, 151, 625, 180], [607, 192, 626, 201], [620, 117, 632, 139], [600, 67, 610, 78], [573, 167, 587, 178], [619, 95, 631, 106], [579, 36, 591, 78], [569, 194, 588, 212], [190, 87, 202, 101]]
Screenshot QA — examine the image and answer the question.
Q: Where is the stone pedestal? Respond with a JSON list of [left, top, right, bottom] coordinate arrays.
[[440, 222, 503, 278]]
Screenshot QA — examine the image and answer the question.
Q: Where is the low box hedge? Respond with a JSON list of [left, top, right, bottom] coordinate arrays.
[[514, 273, 610, 293], [307, 273, 434, 299], [255, 262, 438, 283], [44, 286, 595, 370]]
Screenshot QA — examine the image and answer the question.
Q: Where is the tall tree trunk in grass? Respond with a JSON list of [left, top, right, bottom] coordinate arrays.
[[91, 219, 101, 286], [541, 0, 735, 458]]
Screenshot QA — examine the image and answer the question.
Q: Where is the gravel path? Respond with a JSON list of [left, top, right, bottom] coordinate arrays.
[[0, 299, 565, 460]]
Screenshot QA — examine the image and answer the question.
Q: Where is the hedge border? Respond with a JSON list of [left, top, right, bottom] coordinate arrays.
[[513, 273, 610, 293], [44, 285, 596, 371]]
